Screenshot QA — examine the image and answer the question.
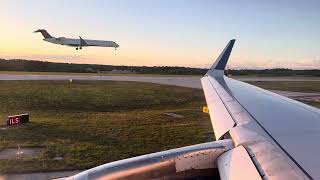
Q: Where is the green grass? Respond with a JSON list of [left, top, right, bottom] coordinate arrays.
[[0, 81, 212, 173], [0, 80, 319, 173], [246, 81, 320, 93]]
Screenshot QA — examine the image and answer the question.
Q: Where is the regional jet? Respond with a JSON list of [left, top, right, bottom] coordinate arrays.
[[65, 40, 320, 180], [34, 29, 119, 50]]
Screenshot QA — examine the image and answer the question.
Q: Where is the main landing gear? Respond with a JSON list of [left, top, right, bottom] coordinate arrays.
[[76, 47, 82, 50]]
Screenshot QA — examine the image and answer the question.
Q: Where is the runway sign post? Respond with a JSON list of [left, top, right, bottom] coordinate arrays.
[[202, 106, 209, 113], [7, 114, 29, 126]]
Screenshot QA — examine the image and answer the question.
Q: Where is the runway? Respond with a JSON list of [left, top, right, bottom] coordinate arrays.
[[0, 74, 319, 98], [0, 74, 319, 90], [0, 74, 203, 89]]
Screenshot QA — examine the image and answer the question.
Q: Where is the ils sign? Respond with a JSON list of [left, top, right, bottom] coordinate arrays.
[[7, 114, 29, 126]]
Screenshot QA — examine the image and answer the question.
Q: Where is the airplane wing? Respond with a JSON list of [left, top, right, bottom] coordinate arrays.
[[79, 36, 88, 46], [202, 39, 320, 179], [66, 40, 319, 180]]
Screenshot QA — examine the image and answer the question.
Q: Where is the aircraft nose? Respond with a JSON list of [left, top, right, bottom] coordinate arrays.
[[114, 42, 119, 48]]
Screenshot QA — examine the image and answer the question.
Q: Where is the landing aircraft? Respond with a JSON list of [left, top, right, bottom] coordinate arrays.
[[66, 40, 320, 180], [34, 29, 119, 50]]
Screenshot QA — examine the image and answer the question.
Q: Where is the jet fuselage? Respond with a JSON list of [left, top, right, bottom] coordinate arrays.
[[35, 29, 119, 50]]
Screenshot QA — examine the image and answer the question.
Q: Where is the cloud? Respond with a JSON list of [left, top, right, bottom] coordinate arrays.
[[293, 59, 320, 69]]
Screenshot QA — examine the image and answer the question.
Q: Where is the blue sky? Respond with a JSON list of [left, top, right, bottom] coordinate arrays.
[[0, 0, 319, 69]]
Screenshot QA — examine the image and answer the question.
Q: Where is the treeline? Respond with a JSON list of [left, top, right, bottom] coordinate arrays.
[[0, 59, 319, 76], [0, 59, 207, 75]]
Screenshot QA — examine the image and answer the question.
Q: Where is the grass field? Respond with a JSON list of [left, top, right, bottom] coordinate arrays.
[[247, 81, 320, 93], [0, 81, 211, 173], [0, 80, 319, 173]]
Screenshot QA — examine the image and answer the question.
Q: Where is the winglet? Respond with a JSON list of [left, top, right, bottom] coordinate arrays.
[[210, 39, 236, 70]]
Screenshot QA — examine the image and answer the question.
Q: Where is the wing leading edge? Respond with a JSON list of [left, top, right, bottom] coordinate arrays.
[[202, 40, 320, 179]]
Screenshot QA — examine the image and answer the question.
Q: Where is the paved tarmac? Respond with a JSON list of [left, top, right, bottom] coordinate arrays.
[[0, 74, 319, 89], [0, 170, 81, 180], [0, 74, 203, 89], [0, 74, 319, 97]]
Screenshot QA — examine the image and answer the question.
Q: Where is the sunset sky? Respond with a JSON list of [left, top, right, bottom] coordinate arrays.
[[0, 0, 319, 69]]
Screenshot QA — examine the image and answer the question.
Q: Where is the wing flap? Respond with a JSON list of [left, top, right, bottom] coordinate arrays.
[[224, 77, 320, 179], [217, 146, 262, 180], [205, 75, 312, 180]]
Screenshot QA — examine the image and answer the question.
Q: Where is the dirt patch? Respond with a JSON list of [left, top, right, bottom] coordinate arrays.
[[0, 147, 42, 159], [53, 156, 64, 161], [163, 112, 184, 118], [294, 96, 320, 102]]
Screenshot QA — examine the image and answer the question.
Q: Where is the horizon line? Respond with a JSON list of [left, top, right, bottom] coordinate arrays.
[[0, 57, 319, 71]]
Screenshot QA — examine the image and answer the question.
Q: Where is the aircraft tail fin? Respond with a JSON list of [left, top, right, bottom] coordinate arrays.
[[210, 39, 235, 70], [34, 29, 53, 39]]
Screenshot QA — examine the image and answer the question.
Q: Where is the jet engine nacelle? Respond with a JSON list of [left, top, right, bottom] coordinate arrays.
[[70, 140, 234, 180]]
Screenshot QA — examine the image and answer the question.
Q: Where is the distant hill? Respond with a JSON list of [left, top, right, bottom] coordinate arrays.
[[0, 59, 319, 76]]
